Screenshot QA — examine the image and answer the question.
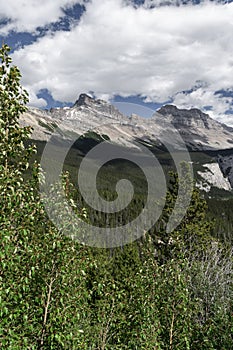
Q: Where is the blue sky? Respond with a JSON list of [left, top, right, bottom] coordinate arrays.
[[1, 0, 233, 124]]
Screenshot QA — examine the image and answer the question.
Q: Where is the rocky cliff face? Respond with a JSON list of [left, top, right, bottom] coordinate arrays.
[[197, 163, 232, 192], [153, 105, 233, 150], [218, 155, 233, 188], [157, 105, 211, 129], [158, 105, 212, 129]]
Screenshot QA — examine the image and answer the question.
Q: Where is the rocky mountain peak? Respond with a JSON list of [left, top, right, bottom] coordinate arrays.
[[157, 104, 178, 115], [72, 93, 126, 122], [73, 93, 95, 107], [156, 104, 212, 129]]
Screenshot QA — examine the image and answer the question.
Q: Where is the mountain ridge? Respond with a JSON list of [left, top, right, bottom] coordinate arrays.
[[20, 93, 233, 152]]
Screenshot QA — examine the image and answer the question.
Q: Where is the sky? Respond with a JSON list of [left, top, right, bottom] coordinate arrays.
[[1, 0, 233, 125]]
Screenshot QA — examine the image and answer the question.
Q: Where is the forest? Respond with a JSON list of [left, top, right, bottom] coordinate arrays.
[[1, 44, 233, 349]]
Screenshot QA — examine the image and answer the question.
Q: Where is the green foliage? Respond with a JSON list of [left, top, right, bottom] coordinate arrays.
[[0, 44, 36, 231], [0, 44, 90, 349], [150, 164, 214, 264], [0, 44, 33, 170]]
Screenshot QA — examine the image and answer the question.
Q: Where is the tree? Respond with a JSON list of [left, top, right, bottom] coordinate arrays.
[[0, 44, 91, 350], [0, 43, 36, 225], [150, 163, 214, 263]]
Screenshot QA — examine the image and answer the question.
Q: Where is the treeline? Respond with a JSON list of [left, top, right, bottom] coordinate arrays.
[[1, 44, 233, 349]]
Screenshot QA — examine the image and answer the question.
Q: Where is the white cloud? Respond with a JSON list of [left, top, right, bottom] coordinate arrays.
[[138, 0, 223, 8], [10, 0, 233, 124], [172, 88, 233, 125], [0, 0, 85, 34], [26, 87, 47, 108]]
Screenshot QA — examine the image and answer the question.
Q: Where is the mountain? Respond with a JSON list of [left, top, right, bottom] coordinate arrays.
[[154, 105, 233, 150], [20, 93, 233, 150], [20, 93, 233, 192]]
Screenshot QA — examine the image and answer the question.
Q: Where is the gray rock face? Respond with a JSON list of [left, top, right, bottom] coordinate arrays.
[[157, 105, 211, 129], [154, 105, 233, 150], [218, 155, 233, 188], [197, 163, 232, 192]]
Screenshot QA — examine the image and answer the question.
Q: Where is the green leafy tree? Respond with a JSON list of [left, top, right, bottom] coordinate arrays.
[[0, 44, 36, 229], [0, 44, 91, 350]]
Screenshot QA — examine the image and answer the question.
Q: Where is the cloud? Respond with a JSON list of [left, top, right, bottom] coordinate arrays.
[[128, 0, 232, 8], [0, 0, 85, 35], [11, 0, 233, 124], [27, 88, 47, 108], [172, 87, 233, 125]]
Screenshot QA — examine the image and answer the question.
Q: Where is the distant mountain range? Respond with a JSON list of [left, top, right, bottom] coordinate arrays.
[[20, 93, 233, 192], [21, 93, 233, 150]]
